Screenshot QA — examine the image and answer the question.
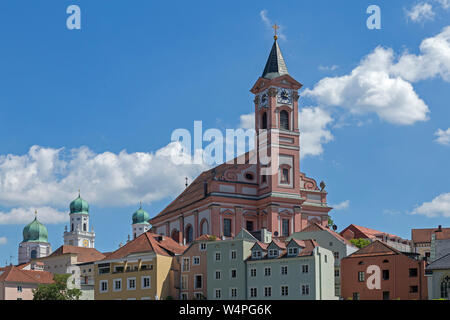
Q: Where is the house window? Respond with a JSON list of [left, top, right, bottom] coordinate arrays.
[[282, 219, 290, 237], [230, 250, 237, 260], [281, 266, 288, 275], [301, 285, 310, 295], [409, 268, 418, 277], [335, 269, 340, 277], [440, 279, 450, 298], [250, 288, 257, 298], [215, 271, 221, 280], [181, 293, 188, 300], [181, 275, 188, 290], [17, 286, 22, 292], [353, 292, 360, 300], [281, 285, 289, 296], [302, 265, 309, 273], [127, 278, 136, 290], [194, 275, 203, 289], [382, 270, 390, 280], [142, 276, 151, 289], [99, 280, 108, 293], [410, 286, 418, 293], [193, 256, 200, 265], [223, 218, 232, 237], [246, 220, 254, 232], [113, 279, 122, 291], [264, 267, 271, 276], [182, 258, 190, 271], [230, 288, 237, 298], [333, 252, 339, 260], [250, 268, 257, 277], [358, 271, 365, 282], [280, 110, 289, 130], [288, 247, 298, 256], [215, 289, 221, 299], [230, 269, 237, 279], [194, 292, 204, 300], [383, 291, 390, 300], [200, 243, 207, 251], [215, 252, 221, 261], [264, 286, 272, 297]]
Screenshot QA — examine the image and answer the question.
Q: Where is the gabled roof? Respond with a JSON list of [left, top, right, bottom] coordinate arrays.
[[261, 39, 289, 80], [301, 222, 355, 246], [235, 228, 258, 242], [340, 224, 402, 240], [347, 240, 402, 258], [103, 232, 186, 261], [0, 265, 54, 284], [251, 241, 269, 251], [426, 253, 450, 271], [411, 227, 450, 243], [47, 245, 106, 263]]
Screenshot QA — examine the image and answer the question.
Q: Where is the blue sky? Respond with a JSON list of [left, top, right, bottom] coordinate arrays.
[[0, 0, 449, 263]]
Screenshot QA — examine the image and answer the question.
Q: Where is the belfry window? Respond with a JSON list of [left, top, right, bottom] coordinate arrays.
[[262, 112, 267, 130], [83, 223, 87, 232], [71, 223, 74, 232], [280, 110, 289, 130]]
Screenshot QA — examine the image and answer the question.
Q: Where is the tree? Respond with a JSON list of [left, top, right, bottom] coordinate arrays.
[[350, 238, 371, 249], [33, 274, 82, 300], [327, 216, 334, 227]]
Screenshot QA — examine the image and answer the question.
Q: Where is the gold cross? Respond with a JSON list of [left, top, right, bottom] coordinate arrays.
[[272, 24, 279, 40]]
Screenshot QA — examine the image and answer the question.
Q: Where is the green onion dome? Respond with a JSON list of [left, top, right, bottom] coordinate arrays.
[[70, 194, 89, 215], [23, 216, 48, 243], [132, 204, 150, 225]]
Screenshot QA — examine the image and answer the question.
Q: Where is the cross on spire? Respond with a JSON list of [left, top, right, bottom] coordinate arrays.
[[272, 24, 279, 40]]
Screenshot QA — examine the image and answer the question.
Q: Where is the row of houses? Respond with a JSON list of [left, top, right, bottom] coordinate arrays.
[[1, 224, 449, 300]]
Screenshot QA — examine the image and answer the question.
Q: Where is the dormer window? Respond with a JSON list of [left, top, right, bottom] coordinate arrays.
[[288, 247, 298, 256], [252, 250, 262, 259], [269, 249, 278, 258]]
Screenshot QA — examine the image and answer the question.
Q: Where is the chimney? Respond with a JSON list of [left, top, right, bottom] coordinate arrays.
[[437, 225, 442, 232]]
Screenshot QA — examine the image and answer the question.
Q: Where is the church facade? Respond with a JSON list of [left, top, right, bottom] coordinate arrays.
[[149, 37, 332, 244]]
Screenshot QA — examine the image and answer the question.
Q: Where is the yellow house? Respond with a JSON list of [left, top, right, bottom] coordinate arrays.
[[94, 232, 186, 300]]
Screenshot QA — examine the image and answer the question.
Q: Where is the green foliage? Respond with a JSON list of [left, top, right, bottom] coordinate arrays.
[[350, 238, 371, 249], [33, 274, 82, 300], [165, 295, 173, 300], [327, 216, 334, 227], [208, 235, 217, 241]]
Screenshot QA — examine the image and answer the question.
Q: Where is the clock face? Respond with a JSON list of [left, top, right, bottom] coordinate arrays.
[[277, 88, 292, 105], [83, 239, 89, 247], [260, 92, 268, 107]]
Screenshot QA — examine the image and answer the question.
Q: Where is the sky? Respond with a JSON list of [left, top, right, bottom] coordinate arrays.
[[0, 0, 449, 263]]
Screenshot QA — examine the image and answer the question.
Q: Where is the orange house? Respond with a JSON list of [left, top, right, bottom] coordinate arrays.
[[341, 241, 427, 300]]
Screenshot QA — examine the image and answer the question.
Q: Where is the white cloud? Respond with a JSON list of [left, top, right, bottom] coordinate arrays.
[[303, 46, 430, 125], [299, 107, 334, 158], [0, 207, 67, 225], [332, 200, 350, 211], [406, 2, 436, 22], [0, 237, 7, 245], [238, 108, 333, 159], [391, 26, 450, 82], [260, 10, 286, 41], [436, 0, 450, 9], [435, 128, 450, 145], [0, 142, 208, 210], [411, 193, 450, 217]]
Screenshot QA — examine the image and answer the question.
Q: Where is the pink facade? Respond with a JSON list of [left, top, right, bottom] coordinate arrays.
[[150, 39, 332, 244]]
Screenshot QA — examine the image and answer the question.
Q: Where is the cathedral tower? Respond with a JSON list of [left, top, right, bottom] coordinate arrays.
[[18, 211, 52, 264], [63, 192, 96, 248], [131, 203, 151, 239]]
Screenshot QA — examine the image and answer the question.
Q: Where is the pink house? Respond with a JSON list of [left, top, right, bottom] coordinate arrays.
[[150, 37, 332, 244], [0, 264, 54, 300]]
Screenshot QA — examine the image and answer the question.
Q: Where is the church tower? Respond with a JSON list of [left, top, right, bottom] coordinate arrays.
[[18, 211, 52, 265], [250, 28, 303, 199], [63, 192, 96, 248], [131, 203, 151, 239]]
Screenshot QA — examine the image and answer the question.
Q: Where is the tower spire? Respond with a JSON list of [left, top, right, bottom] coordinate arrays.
[[272, 24, 279, 40], [261, 35, 289, 80]]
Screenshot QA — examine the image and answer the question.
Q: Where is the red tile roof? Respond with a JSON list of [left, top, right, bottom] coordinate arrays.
[[103, 232, 186, 261], [347, 240, 402, 258], [47, 245, 106, 263], [340, 224, 402, 240], [411, 227, 450, 243], [302, 222, 354, 246], [0, 265, 54, 284]]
